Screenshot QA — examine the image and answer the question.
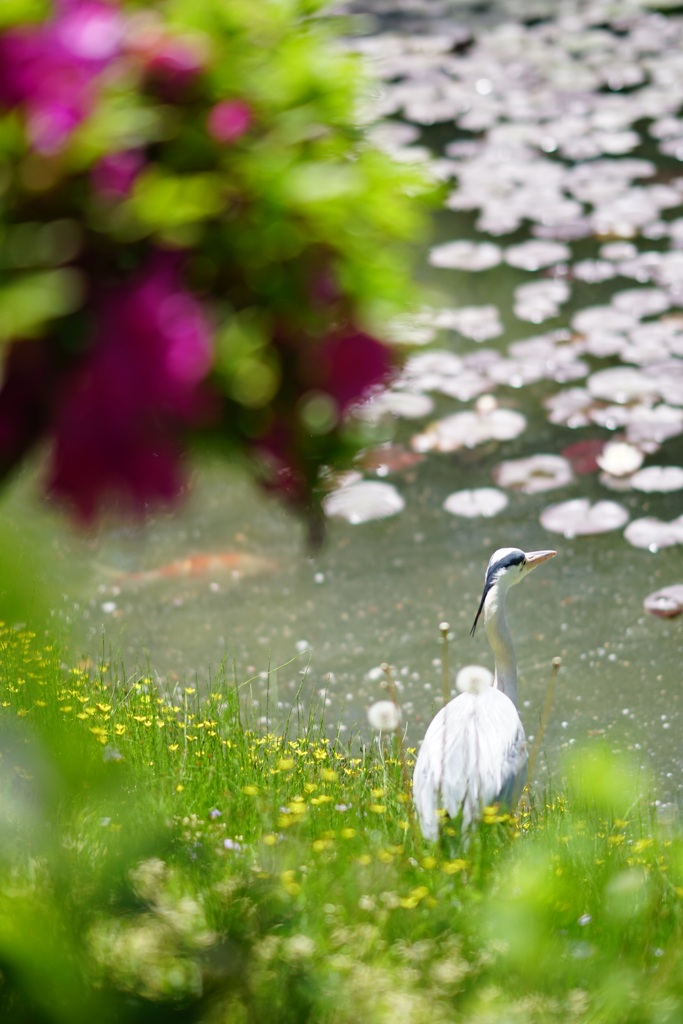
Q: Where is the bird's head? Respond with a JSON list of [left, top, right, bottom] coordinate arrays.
[[470, 547, 556, 636]]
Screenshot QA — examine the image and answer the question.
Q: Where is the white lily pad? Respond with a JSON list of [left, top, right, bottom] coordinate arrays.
[[572, 259, 618, 284], [572, 306, 637, 335], [611, 287, 671, 319], [412, 407, 527, 454], [428, 240, 502, 271], [624, 516, 683, 552], [540, 498, 629, 538], [444, 305, 503, 342], [630, 466, 683, 493], [544, 387, 594, 428], [587, 367, 659, 405], [324, 481, 405, 524], [644, 584, 683, 618], [493, 454, 573, 494], [443, 487, 508, 518], [504, 239, 570, 271]]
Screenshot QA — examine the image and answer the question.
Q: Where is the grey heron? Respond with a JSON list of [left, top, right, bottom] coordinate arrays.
[[412, 547, 556, 839]]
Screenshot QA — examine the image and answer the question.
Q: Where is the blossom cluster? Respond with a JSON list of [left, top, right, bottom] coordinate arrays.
[[0, 0, 423, 522]]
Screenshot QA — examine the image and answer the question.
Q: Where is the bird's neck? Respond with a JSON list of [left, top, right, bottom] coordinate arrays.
[[483, 585, 518, 706]]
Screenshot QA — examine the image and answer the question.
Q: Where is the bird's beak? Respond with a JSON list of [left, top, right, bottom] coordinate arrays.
[[525, 549, 557, 570]]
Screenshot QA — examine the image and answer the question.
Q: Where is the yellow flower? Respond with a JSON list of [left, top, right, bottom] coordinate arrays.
[[442, 859, 467, 875], [168, 743, 179, 752], [321, 768, 338, 782], [281, 870, 300, 895], [341, 828, 356, 839], [277, 758, 295, 770], [242, 785, 259, 796], [399, 895, 420, 909], [368, 804, 386, 814]]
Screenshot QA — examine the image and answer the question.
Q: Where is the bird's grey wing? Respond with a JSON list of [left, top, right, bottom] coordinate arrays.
[[413, 696, 482, 835], [412, 691, 527, 839], [476, 689, 528, 808]]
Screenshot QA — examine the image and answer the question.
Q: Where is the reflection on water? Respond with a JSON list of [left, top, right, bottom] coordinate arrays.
[[4, 0, 683, 807]]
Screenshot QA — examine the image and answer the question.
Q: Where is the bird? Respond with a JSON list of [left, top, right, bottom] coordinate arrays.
[[412, 547, 556, 840]]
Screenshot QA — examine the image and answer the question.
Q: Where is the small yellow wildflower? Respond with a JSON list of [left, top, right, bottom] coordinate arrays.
[[442, 859, 467, 875], [281, 870, 300, 895]]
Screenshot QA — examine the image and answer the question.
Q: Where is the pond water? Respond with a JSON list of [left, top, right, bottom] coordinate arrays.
[[5, 0, 683, 806]]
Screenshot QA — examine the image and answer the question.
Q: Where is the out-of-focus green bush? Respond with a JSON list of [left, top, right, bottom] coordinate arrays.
[[0, 0, 432, 528]]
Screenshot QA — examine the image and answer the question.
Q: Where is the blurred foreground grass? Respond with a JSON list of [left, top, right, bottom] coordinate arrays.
[[1, 624, 682, 1023]]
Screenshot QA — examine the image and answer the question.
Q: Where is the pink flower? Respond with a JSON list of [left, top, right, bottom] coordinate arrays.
[[47, 252, 214, 520], [207, 100, 252, 144], [315, 328, 392, 413], [0, 0, 123, 153], [91, 149, 144, 197]]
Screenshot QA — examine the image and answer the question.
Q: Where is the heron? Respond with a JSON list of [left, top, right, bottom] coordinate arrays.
[[412, 547, 556, 840]]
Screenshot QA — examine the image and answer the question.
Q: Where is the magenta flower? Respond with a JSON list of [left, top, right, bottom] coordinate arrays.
[[207, 100, 252, 144], [0, 0, 123, 153], [47, 251, 214, 520], [316, 327, 392, 414], [91, 149, 144, 197]]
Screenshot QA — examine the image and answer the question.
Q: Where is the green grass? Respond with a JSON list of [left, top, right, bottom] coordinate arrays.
[[0, 624, 682, 1023]]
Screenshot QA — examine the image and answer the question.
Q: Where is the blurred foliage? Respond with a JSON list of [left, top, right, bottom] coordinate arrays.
[[0, 0, 434, 527], [1, 626, 682, 1022]]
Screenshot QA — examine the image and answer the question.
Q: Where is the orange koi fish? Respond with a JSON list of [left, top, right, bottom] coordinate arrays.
[[119, 551, 277, 584]]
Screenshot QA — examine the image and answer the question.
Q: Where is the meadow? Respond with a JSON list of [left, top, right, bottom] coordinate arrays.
[[0, 623, 682, 1023]]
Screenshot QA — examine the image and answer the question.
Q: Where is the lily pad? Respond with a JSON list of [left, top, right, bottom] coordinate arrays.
[[587, 367, 660, 404], [630, 466, 683, 493], [540, 498, 629, 538], [493, 454, 573, 494], [361, 390, 434, 422], [443, 487, 508, 518], [412, 406, 526, 453], [644, 584, 683, 618], [624, 516, 683, 552], [504, 239, 571, 271], [428, 240, 502, 271], [324, 481, 405, 524]]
